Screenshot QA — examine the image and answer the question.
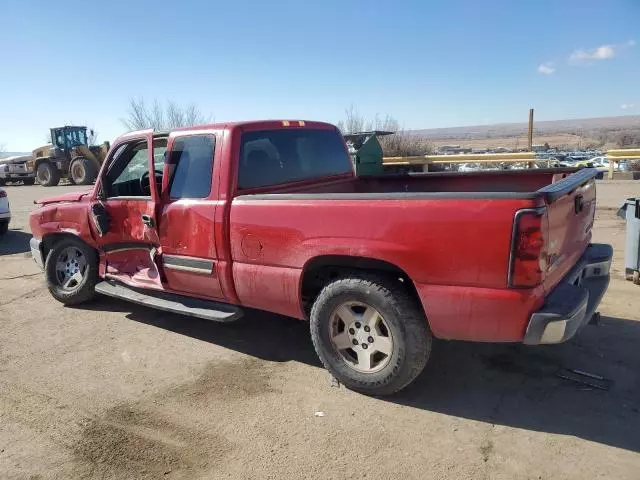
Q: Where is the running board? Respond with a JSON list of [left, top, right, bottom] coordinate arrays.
[[94, 281, 243, 323]]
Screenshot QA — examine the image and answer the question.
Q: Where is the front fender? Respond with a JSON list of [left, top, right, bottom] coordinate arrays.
[[30, 202, 96, 249]]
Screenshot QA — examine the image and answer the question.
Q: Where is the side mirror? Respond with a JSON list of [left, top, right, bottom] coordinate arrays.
[[91, 202, 110, 236], [96, 182, 107, 201]]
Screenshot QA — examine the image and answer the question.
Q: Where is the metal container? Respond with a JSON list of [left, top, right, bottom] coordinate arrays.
[[343, 131, 393, 176], [617, 198, 640, 284]]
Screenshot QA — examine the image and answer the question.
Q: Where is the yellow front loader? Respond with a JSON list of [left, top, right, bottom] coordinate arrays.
[[30, 126, 110, 187]]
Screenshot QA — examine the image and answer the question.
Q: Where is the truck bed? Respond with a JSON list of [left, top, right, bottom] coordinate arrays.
[[263, 168, 582, 200], [231, 167, 598, 340]]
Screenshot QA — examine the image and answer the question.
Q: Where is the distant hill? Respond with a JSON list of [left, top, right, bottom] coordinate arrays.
[[407, 114, 640, 150], [0, 152, 30, 158], [408, 115, 640, 141]]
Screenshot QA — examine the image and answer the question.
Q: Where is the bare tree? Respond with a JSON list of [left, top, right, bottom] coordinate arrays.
[[616, 130, 640, 148], [121, 98, 211, 130], [337, 107, 433, 156], [336, 105, 366, 135]]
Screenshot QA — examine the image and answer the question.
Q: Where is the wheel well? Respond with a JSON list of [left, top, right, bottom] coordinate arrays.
[[41, 233, 89, 262], [300, 255, 422, 316], [35, 158, 51, 169]]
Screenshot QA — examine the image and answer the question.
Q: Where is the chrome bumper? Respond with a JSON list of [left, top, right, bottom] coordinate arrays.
[[30, 237, 44, 269], [524, 243, 612, 345]]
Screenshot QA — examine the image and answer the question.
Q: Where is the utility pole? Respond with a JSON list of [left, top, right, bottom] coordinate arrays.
[[528, 108, 534, 151], [527, 108, 534, 168]]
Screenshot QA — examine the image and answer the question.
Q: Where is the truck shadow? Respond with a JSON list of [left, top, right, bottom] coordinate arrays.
[[394, 316, 640, 453], [0, 229, 32, 255], [76, 298, 640, 453]]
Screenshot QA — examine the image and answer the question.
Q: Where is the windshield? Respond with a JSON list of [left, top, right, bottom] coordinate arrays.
[[66, 128, 87, 147], [238, 128, 352, 190]]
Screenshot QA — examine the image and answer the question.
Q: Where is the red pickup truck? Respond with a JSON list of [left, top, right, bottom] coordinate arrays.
[[29, 120, 612, 395]]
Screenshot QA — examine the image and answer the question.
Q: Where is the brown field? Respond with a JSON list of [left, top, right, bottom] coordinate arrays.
[[431, 133, 601, 150], [410, 114, 640, 151]]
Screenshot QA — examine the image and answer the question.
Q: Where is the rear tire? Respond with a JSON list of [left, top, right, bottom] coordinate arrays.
[[44, 236, 99, 305], [310, 274, 431, 396], [22, 178, 35, 186], [70, 157, 97, 185], [37, 161, 60, 187]]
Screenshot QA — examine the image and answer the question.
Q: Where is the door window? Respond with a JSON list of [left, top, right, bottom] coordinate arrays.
[[104, 141, 150, 198], [168, 135, 215, 199]]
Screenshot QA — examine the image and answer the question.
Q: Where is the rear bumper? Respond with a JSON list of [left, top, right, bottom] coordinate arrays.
[[524, 243, 612, 345], [30, 237, 44, 269]]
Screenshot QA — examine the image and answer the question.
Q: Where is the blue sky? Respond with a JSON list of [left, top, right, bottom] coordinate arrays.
[[1, 0, 638, 151]]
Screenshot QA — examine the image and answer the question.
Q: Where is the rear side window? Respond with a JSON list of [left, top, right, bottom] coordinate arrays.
[[238, 128, 351, 189], [168, 135, 215, 199]]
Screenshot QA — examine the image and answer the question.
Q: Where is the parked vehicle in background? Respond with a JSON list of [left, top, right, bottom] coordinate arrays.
[[457, 163, 481, 172], [29, 120, 612, 395], [582, 157, 608, 172], [0, 187, 10, 235], [589, 156, 607, 164], [0, 155, 36, 186]]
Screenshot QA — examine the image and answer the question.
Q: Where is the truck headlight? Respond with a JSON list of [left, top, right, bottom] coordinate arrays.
[[26, 160, 35, 172]]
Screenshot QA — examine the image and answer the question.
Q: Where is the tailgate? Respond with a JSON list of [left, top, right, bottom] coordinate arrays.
[[539, 169, 597, 291]]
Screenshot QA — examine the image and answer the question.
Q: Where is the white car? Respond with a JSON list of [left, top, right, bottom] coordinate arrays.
[[0, 187, 10, 235], [588, 156, 611, 172], [458, 163, 481, 172]]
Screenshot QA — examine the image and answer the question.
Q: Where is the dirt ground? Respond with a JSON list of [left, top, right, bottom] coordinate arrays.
[[1, 181, 639, 480]]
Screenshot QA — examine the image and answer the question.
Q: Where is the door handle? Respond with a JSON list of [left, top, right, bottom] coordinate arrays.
[[141, 214, 155, 227]]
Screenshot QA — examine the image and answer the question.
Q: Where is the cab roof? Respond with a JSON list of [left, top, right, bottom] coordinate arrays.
[[119, 120, 337, 141]]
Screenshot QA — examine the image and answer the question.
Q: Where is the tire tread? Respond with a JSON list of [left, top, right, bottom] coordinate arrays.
[[44, 237, 99, 305], [310, 274, 431, 396]]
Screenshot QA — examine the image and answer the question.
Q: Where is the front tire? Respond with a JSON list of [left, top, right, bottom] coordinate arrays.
[[310, 274, 431, 396], [37, 162, 60, 187], [70, 157, 97, 185], [44, 237, 99, 305]]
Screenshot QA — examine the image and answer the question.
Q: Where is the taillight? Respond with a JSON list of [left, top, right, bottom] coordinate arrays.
[[509, 208, 547, 287], [0, 190, 7, 198]]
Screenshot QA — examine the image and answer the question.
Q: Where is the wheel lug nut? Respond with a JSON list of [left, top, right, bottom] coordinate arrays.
[[368, 336, 374, 343], [362, 343, 368, 349], [355, 322, 361, 328], [364, 326, 370, 332], [348, 328, 355, 335], [352, 339, 358, 346]]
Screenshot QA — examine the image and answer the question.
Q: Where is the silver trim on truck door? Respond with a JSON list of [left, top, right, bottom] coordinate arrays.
[[162, 254, 214, 275]]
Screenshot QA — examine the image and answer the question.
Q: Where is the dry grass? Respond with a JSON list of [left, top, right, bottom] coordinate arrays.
[[380, 133, 433, 156]]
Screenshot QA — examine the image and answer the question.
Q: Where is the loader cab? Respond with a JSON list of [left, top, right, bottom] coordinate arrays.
[[51, 126, 89, 151]]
